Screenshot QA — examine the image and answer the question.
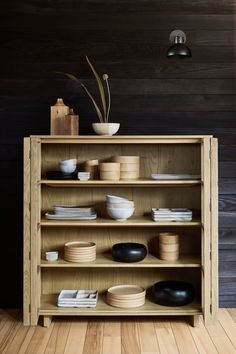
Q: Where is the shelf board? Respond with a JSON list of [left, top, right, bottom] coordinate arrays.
[[40, 216, 201, 227], [40, 253, 201, 268], [40, 294, 202, 316], [40, 179, 201, 188]]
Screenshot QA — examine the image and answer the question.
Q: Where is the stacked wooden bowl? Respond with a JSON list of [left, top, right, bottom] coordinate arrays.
[[107, 285, 146, 308], [159, 232, 179, 261], [64, 241, 96, 262], [84, 159, 99, 179], [112, 156, 140, 180], [100, 162, 120, 181]]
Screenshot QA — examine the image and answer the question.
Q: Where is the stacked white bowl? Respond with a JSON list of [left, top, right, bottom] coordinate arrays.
[[59, 158, 77, 173], [106, 195, 135, 221]]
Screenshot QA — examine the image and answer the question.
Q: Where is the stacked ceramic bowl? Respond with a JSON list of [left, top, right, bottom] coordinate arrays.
[[107, 285, 146, 308], [106, 195, 135, 221], [64, 241, 96, 262], [59, 158, 77, 173], [112, 156, 140, 180]]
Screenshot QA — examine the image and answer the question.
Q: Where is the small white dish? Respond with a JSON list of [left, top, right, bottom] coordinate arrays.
[[46, 251, 58, 262], [78, 172, 90, 181]]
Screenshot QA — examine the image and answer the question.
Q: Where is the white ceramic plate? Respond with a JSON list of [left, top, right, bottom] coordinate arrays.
[[151, 174, 201, 180], [45, 213, 97, 220]]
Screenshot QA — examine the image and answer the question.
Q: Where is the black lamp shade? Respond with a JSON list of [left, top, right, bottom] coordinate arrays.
[[167, 43, 192, 58]]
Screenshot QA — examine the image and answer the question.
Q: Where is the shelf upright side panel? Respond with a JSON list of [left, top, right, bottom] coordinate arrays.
[[210, 138, 218, 321], [23, 138, 31, 325], [201, 138, 211, 325], [30, 138, 41, 325]]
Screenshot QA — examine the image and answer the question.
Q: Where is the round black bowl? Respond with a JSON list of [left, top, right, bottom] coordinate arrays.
[[112, 242, 147, 263], [152, 281, 195, 307]]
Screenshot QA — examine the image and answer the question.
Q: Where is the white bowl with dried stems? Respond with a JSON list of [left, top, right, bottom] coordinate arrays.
[[63, 57, 120, 136]]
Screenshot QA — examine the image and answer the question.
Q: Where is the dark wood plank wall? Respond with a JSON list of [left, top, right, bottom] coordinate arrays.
[[0, 0, 235, 307]]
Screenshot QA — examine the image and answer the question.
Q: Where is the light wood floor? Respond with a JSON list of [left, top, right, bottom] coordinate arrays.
[[1, 309, 236, 353]]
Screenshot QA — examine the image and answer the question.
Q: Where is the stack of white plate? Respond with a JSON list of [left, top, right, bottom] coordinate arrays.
[[151, 174, 201, 180], [107, 285, 146, 308], [58, 290, 98, 308], [45, 205, 97, 220], [152, 208, 192, 222], [64, 241, 96, 262]]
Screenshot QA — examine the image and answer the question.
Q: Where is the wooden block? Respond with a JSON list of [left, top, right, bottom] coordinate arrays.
[[63, 109, 79, 135], [50, 98, 70, 135], [43, 315, 52, 328]]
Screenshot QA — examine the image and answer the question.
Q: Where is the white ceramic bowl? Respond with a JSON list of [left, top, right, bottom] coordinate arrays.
[[59, 158, 77, 165], [46, 251, 58, 262], [107, 207, 134, 221], [106, 195, 130, 204], [107, 201, 134, 208], [59, 163, 76, 173], [92, 123, 120, 136]]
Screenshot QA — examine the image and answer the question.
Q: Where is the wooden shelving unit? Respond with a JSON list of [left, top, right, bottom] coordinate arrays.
[[24, 135, 218, 327]]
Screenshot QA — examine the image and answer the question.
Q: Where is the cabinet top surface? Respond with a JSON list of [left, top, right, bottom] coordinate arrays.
[[27, 135, 214, 143]]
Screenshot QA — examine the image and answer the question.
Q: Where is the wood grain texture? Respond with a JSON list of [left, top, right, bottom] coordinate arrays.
[[44, 319, 70, 353], [23, 138, 31, 325], [82, 320, 104, 354], [138, 319, 159, 353], [64, 320, 88, 354], [103, 320, 121, 354], [121, 320, 140, 354], [1, 309, 236, 354], [154, 318, 178, 354], [171, 319, 198, 353]]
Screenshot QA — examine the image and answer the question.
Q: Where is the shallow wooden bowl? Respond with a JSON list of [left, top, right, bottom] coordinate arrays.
[[107, 285, 146, 299], [100, 171, 120, 181], [120, 171, 140, 180], [100, 162, 120, 171], [112, 156, 140, 163]]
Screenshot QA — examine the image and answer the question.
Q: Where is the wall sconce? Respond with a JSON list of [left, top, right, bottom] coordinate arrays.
[[166, 30, 192, 58]]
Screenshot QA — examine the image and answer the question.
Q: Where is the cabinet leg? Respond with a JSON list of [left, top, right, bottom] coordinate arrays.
[[190, 315, 200, 327], [43, 315, 52, 328]]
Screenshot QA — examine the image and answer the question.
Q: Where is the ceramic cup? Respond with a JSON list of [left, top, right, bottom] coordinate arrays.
[[46, 251, 58, 262]]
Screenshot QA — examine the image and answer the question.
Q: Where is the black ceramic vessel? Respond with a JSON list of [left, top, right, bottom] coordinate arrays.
[[112, 242, 147, 263], [152, 281, 195, 306]]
